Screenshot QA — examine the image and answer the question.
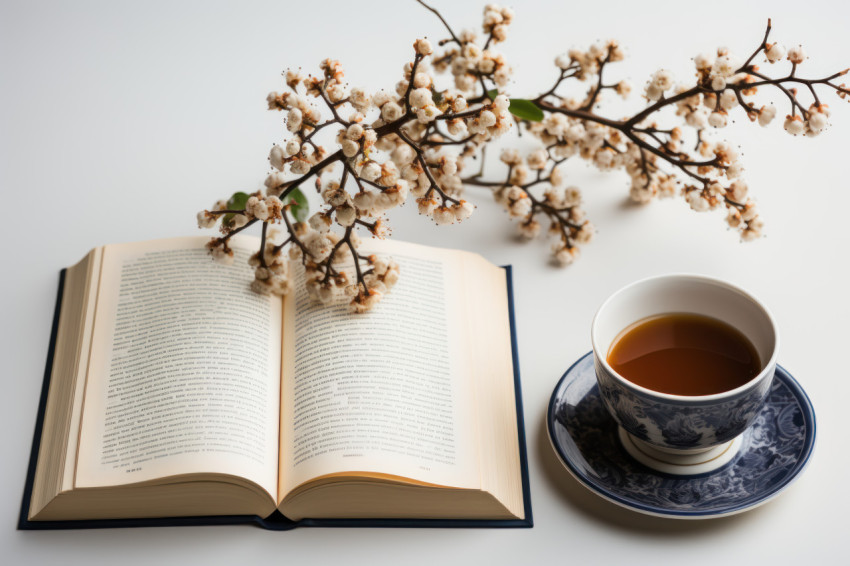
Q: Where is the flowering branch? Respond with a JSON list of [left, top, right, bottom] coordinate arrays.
[[455, 15, 848, 263], [196, 2, 849, 310]]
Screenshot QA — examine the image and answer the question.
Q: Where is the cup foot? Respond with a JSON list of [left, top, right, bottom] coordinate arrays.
[[618, 427, 744, 476]]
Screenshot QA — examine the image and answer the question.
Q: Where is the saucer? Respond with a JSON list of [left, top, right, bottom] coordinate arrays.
[[547, 352, 816, 519]]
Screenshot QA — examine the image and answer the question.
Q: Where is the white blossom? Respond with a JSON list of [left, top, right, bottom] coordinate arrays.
[[349, 289, 382, 314], [658, 177, 677, 198], [416, 104, 440, 123], [574, 222, 595, 244], [493, 94, 510, 111], [526, 148, 548, 170], [509, 164, 529, 185], [765, 43, 786, 63], [287, 107, 303, 130], [686, 191, 710, 212], [346, 123, 364, 140], [517, 220, 540, 239], [742, 216, 765, 241], [452, 200, 474, 222], [452, 97, 468, 112], [729, 180, 748, 202], [712, 55, 739, 78], [719, 89, 738, 110], [335, 204, 356, 227], [651, 69, 674, 91], [206, 240, 234, 265], [694, 53, 714, 70], [726, 162, 744, 179], [645, 83, 663, 101], [741, 201, 758, 221], [726, 209, 743, 228], [381, 101, 403, 121], [808, 111, 828, 133], [269, 145, 287, 171], [197, 211, 216, 229], [758, 105, 777, 127], [708, 111, 728, 128], [353, 191, 375, 213], [707, 181, 725, 197], [414, 38, 433, 56], [787, 46, 806, 64], [479, 110, 497, 127], [361, 162, 382, 182], [372, 90, 391, 108], [309, 212, 332, 233], [493, 68, 510, 87], [508, 195, 532, 218], [553, 245, 579, 266], [784, 115, 805, 135], [685, 108, 708, 128], [417, 197, 438, 216], [285, 138, 301, 157], [372, 219, 391, 238], [500, 148, 522, 165], [711, 76, 726, 91], [413, 72, 431, 89], [433, 206, 455, 225], [246, 196, 269, 221], [342, 139, 359, 157], [263, 172, 285, 198], [290, 159, 309, 175], [304, 231, 332, 260], [410, 88, 432, 108], [264, 195, 283, 220], [350, 87, 371, 111]]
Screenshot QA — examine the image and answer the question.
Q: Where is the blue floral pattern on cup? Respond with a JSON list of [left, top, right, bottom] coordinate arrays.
[[593, 356, 775, 449], [547, 352, 816, 518]]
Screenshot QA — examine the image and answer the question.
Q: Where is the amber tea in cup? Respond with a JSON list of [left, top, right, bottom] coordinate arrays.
[[606, 312, 761, 396]]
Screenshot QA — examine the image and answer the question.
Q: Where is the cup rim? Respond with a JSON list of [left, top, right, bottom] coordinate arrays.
[[591, 273, 779, 402]]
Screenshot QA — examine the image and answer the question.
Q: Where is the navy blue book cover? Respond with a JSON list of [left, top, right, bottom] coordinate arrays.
[[19, 266, 532, 530]]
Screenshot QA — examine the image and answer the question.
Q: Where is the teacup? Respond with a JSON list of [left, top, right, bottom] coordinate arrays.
[[591, 274, 779, 475]]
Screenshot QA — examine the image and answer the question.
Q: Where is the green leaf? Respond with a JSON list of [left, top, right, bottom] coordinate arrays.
[[507, 98, 544, 122], [485, 90, 544, 122], [222, 191, 251, 227], [283, 187, 309, 223], [431, 88, 443, 105]]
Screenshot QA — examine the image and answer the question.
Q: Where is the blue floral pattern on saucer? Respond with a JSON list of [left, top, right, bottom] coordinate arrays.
[[547, 352, 816, 518]]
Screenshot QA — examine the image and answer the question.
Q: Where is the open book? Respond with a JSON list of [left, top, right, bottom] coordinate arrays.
[[20, 236, 530, 529]]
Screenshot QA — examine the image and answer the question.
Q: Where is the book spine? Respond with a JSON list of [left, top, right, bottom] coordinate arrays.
[[19, 270, 67, 530]]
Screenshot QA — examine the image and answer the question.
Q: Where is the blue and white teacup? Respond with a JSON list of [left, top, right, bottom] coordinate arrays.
[[591, 274, 779, 475]]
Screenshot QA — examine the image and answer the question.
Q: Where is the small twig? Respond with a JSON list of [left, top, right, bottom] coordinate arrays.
[[415, 0, 461, 46]]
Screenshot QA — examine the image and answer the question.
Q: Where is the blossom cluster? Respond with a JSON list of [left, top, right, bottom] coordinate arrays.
[[197, 3, 523, 311], [197, 3, 848, 310], [462, 18, 848, 259]]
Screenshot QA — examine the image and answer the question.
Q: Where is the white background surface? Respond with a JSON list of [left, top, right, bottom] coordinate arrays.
[[2, 0, 848, 564]]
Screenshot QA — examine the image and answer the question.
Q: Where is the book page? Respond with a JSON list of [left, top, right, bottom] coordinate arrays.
[[280, 239, 480, 497], [63, 247, 103, 491], [462, 255, 524, 519], [76, 236, 281, 500]]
